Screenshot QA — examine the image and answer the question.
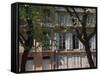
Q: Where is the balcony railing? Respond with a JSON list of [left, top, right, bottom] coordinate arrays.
[[19, 49, 96, 71]]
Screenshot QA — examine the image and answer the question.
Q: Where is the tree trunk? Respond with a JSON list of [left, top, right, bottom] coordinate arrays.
[[84, 42, 95, 68], [20, 49, 29, 72]]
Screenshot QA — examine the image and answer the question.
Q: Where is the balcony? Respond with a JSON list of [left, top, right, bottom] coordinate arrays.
[[19, 49, 96, 71]]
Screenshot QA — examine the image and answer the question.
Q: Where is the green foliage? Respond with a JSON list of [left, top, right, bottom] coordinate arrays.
[[19, 5, 53, 48], [19, 5, 69, 48]]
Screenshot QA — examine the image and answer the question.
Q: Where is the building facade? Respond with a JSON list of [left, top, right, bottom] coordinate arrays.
[[19, 6, 96, 71]]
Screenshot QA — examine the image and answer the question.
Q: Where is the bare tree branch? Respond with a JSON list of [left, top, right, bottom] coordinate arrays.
[[88, 31, 96, 40], [72, 8, 83, 25], [65, 8, 73, 16], [87, 25, 96, 40], [19, 33, 26, 41], [80, 9, 89, 40], [74, 27, 85, 44], [19, 36, 25, 47], [66, 7, 85, 44]]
